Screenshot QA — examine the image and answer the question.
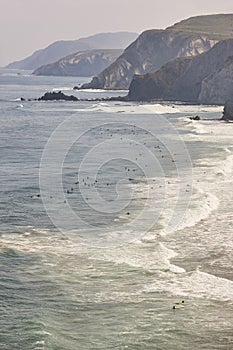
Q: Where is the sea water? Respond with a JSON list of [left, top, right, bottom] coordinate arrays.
[[0, 69, 233, 349]]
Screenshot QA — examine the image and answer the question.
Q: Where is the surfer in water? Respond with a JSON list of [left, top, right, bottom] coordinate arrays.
[[173, 301, 185, 309]]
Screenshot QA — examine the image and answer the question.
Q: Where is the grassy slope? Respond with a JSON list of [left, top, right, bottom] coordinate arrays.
[[168, 14, 233, 39]]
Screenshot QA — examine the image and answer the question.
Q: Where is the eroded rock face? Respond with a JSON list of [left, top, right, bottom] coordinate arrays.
[[128, 57, 191, 101], [127, 39, 233, 103], [33, 49, 123, 77], [198, 57, 233, 104], [82, 30, 218, 90], [81, 14, 233, 91], [223, 100, 233, 120]]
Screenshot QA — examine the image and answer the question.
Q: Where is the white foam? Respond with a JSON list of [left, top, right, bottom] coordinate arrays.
[[129, 173, 219, 237], [144, 269, 233, 301], [86, 241, 185, 274], [171, 270, 233, 301], [164, 118, 233, 235], [52, 87, 75, 91], [174, 105, 223, 114], [110, 103, 223, 115], [140, 103, 181, 114], [0, 231, 184, 274], [75, 102, 182, 114], [77, 88, 128, 93], [174, 190, 219, 232]]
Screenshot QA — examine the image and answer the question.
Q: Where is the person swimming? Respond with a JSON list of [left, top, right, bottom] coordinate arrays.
[[173, 301, 185, 309]]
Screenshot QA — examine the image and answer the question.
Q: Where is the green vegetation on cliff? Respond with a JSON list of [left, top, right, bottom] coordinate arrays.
[[168, 14, 233, 39]]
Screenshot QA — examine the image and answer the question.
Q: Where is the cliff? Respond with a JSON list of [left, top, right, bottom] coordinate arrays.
[[199, 57, 233, 104], [81, 31, 218, 90], [127, 39, 233, 103], [223, 100, 233, 120], [6, 32, 138, 70], [127, 57, 192, 100], [32, 49, 123, 77], [81, 14, 233, 90]]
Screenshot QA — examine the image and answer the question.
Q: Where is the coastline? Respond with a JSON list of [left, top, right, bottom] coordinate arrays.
[[1, 72, 233, 349]]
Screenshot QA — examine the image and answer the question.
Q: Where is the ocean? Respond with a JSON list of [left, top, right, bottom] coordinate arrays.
[[0, 69, 232, 349]]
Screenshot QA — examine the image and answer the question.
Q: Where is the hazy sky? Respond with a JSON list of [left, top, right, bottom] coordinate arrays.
[[1, 0, 233, 66]]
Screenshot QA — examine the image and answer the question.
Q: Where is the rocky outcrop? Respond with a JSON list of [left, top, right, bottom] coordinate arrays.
[[6, 32, 138, 70], [81, 14, 233, 90], [32, 49, 123, 77], [36, 91, 126, 103], [38, 91, 78, 101], [223, 101, 233, 120], [127, 39, 233, 103], [198, 56, 233, 104]]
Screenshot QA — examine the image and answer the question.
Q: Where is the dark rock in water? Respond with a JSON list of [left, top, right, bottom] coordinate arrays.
[[223, 100, 233, 120], [38, 91, 78, 101], [190, 115, 200, 120], [20, 97, 25, 101]]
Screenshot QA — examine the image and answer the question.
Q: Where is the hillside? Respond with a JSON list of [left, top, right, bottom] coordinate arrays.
[[32, 49, 123, 77], [81, 14, 233, 90], [127, 39, 233, 104], [168, 13, 233, 38], [6, 32, 138, 70]]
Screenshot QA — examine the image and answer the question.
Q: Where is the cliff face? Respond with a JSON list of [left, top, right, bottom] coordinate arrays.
[[81, 30, 218, 89], [6, 32, 138, 70], [81, 14, 233, 90], [199, 57, 233, 104], [223, 100, 233, 120], [128, 39, 233, 103], [32, 49, 123, 77], [128, 57, 192, 100]]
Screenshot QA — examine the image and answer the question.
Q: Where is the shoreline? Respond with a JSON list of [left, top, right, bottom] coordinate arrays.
[[21, 90, 226, 109]]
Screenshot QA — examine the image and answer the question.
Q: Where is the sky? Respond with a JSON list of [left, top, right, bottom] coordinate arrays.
[[1, 0, 233, 66]]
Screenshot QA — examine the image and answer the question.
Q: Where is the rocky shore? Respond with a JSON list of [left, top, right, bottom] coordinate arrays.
[[22, 91, 127, 103]]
